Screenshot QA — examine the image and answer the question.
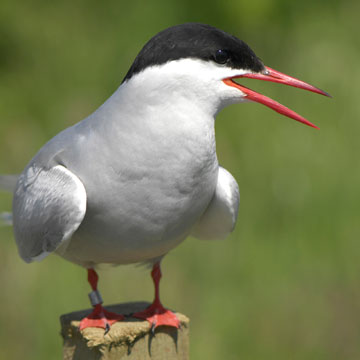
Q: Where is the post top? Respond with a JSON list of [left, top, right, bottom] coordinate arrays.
[[60, 302, 189, 348]]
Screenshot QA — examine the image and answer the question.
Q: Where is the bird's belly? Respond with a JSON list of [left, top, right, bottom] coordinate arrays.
[[60, 157, 218, 267]]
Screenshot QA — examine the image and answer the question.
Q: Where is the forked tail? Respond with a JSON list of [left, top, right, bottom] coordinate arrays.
[[0, 174, 18, 192], [0, 212, 12, 226], [0, 174, 17, 227]]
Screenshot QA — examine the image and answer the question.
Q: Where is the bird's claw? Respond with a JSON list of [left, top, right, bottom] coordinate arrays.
[[79, 304, 124, 332], [151, 322, 156, 335], [104, 323, 111, 335], [133, 302, 180, 330]]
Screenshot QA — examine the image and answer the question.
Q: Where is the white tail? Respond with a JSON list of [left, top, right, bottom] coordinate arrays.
[[0, 212, 12, 226], [0, 175, 18, 193]]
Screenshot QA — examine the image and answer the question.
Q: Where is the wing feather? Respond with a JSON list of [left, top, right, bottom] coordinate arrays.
[[191, 166, 239, 240], [13, 165, 87, 263]]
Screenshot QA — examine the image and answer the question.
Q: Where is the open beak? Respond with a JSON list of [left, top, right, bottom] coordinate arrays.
[[223, 66, 331, 129]]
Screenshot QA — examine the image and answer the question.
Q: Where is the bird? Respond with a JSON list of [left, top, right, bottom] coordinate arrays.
[[0, 23, 329, 333]]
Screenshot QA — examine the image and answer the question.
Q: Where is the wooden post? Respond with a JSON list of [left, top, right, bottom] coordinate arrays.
[[60, 302, 190, 360]]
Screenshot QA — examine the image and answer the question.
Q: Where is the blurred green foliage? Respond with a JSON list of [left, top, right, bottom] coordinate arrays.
[[0, 0, 359, 359]]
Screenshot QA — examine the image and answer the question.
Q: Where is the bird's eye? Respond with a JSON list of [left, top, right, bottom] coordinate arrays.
[[214, 49, 229, 64]]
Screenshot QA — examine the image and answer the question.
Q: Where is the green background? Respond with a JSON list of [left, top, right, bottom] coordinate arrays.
[[0, 0, 359, 358]]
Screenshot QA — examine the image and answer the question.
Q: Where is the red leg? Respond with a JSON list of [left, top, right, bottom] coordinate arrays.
[[133, 263, 179, 329], [79, 268, 124, 333]]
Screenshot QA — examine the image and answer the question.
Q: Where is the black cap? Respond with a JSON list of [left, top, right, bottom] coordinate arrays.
[[123, 23, 265, 82]]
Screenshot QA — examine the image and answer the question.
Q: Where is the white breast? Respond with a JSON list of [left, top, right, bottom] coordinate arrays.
[[54, 77, 219, 266]]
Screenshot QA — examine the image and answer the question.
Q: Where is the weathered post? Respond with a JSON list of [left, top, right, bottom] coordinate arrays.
[[60, 302, 189, 360]]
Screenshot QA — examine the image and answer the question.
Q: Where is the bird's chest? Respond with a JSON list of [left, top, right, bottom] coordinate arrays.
[[78, 115, 218, 238], [60, 106, 219, 264], [108, 120, 217, 217]]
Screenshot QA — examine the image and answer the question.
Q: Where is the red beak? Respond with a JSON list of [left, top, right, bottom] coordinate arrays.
[[223, 66, 331, 129]]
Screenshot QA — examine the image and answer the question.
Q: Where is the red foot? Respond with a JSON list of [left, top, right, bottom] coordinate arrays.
[[133, 301, 180, 329], [79, 304, 124, 332]]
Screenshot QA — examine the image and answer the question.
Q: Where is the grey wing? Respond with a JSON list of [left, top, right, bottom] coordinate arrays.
[[13, 164, 87, 263], [191, 166, 240, 240]]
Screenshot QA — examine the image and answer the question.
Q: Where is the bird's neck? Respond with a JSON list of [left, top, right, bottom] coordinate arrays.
[[98, 79, 217, 138], [117, 67, 222, 117], [86, 80, 217, 171]]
